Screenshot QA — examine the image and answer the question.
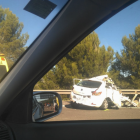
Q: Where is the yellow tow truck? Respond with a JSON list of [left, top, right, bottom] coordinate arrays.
[[0, 54, 9, 80], [56, 97, 59, 108], [53, 97, 59, 111]]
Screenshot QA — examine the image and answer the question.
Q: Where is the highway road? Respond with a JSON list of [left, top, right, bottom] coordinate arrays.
[[47, 101, 140, 121]]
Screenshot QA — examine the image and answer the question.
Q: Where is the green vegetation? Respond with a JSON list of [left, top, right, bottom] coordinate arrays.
[[35, 32, 114, 89], [35, 25, 140, 90], [108, 25, 140, 89], [0, 6, 29, 68], [60, 95, 70, 100], [1, 4, 140, 90]]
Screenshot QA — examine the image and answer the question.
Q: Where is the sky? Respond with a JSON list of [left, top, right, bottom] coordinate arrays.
[[95, 1, 140, 53], [0, 0, 68, 47], [0, 0, 140, 53]]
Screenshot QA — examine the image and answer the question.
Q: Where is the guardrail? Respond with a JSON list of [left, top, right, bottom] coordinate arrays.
[[34, 89, 140, 94], [34, 90, 71, 95], [119, 89, 140, 94]]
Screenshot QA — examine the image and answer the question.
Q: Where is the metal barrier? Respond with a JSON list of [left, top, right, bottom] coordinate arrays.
[[34, 89, 140, 94], [34, 89, 140, 106], [34, 90, 71, 95], [120, 89, 140, 94]]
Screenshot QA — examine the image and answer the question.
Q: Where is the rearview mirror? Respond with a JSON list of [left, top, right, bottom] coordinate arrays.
[[32, 91, 62, 122]]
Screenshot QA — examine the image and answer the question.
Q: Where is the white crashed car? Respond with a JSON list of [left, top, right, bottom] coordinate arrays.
[[70, 75, 121, 110]]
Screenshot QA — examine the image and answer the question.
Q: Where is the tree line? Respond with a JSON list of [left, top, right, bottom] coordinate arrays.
[[34, 32, 114, 89], [0, 6, 29, 68], [1, 6, 140, 89], [108, 24, 140, 89], [35, 24, 140, 89]]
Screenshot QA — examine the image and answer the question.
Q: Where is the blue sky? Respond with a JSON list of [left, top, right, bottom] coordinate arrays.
[[1, 0, 140, 53], [1, 0, 68, 47], [95, 1, 140, 53]]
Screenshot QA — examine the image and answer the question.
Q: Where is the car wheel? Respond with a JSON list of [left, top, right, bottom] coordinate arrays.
[[71, 101, 79, 108], [115, 104, 120, 109], [100, 99, 108, 110], [108, 101, 113, 109]]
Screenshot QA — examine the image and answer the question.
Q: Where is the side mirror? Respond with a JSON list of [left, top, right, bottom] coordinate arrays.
[[32, 91, 62, 122]]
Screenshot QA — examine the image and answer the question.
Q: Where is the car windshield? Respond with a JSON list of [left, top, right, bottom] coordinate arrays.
[[77, 80, 102, 88], [0, 0, 68, 81], [0, 65, 7, 79]]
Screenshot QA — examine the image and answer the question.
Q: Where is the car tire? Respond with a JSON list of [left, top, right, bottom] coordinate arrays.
[[71, 101, 79, 108], [108, 101, 113, 109], [100, 99, 108, 110], [115, 104, 120, 109]]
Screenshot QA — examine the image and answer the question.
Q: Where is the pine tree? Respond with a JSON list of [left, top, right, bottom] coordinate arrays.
[[109, 25, 140, 89], [35, 31, 114, 89], [0, 6, 29, 68]]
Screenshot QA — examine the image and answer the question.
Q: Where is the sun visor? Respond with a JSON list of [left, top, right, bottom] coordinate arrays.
[[24, 0, 57, 19]]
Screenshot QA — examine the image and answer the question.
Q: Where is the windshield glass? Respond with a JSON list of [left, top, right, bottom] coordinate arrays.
[[0, 0, 68, 81], [0, 65, 7, 80], [77, 80, 102, 88]]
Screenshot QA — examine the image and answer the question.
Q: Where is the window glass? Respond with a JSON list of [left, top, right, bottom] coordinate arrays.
[[0, 0, 68, 81], [0, 65, 7, 80], [77, 81, 102, 88], [34, 1, 140, 121], [106, 83, 112, 88]]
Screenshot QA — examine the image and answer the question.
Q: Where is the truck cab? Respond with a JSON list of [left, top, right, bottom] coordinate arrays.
[[0, 54, 9, 80]]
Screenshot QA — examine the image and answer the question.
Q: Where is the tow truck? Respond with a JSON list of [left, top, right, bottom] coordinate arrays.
[[0, 54, 9, 80]]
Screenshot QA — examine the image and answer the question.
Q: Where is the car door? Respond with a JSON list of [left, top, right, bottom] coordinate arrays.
[[0, 0, 139, 140], [106, 83, 113, 100], [112, 87, 121, 106]]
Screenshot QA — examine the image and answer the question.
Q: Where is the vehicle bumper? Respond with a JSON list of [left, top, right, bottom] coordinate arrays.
[[70, 92, 103, 107]]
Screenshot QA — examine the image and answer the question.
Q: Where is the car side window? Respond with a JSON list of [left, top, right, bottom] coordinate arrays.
[[0, 0, 68, 82], [33, 1, 140, 122], [106, 83, 112, 88]]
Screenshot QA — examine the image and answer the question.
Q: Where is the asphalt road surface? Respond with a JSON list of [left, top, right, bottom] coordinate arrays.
[[43, 106, 54, 116], [47, 101, 140, 121]]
